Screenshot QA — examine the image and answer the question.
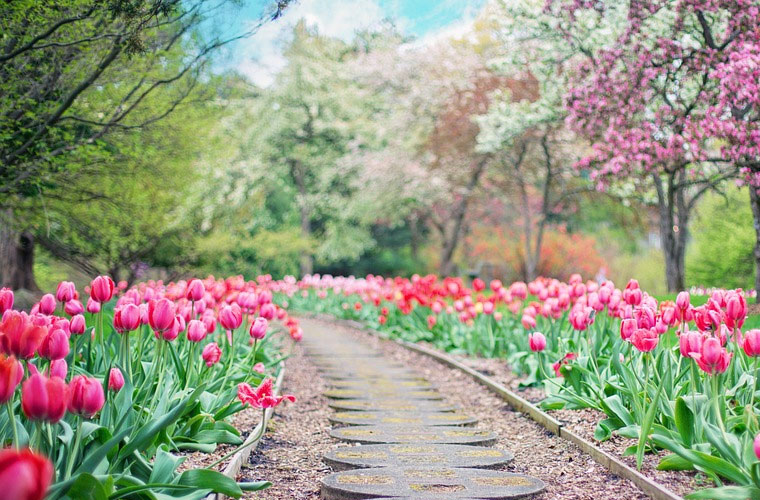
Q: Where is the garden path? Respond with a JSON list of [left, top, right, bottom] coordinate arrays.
[[302, 320, 546, 500]]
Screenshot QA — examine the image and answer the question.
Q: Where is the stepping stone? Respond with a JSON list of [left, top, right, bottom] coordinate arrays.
[[330, 411, 477, 427], [321, 466, 545, 499], [324, 444, 514, 470], [323, 388, 443, 400], [330, 379, 434, 390], [330, 426, 497, 445], [329, 399, 457, 412]]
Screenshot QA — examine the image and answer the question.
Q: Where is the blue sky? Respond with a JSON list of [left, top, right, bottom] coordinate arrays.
[[213, 0, 486, 86]]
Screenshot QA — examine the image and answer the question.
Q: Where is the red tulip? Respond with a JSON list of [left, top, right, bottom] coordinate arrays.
[[249, 317, 268, 340], [472, 278, 485, 292], [108, 368, 124, 392], [38, 294, 56, 316], [21, 373, 67, 423], [691, 337, 732, 375], [186, 279, 205, 302], [70, 314, 86, 335], [0, 289, 13, 314], [0, 311, 48, 359], [237, 378, 295, 409], [426, 315, 437, 330], [0, 448, 54, 500], [528, 332, 546, 352], [37, 328, 69, 360], [67, 375, 105, 418], [90, 275, 115, 303], [202, 342, 222, 367], [744, 329, 760, 357], [0, 354, 22, 404], [630, 328, 659, 352], [55, 281, 76, 303], [148, 298, 175, 333]]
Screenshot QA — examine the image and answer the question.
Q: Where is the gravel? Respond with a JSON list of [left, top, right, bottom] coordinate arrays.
[[240, 317, 660, 499]]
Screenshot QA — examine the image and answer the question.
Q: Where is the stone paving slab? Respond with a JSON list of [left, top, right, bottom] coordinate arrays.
[[323, 444, 514, 470], [330, 426, 497, 446], [329, 379, 434, 390], [328, 399, 458, 412], [321, 466, 546, 499], [329, 411, 477, 427], [323, 388, 444, 400]]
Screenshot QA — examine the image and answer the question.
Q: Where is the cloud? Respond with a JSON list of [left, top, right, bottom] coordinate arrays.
[[237, 0, 386, 87]]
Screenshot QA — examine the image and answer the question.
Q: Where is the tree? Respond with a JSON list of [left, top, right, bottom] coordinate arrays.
[[548, 0, 753, 291], [0, 0, 292, 289]]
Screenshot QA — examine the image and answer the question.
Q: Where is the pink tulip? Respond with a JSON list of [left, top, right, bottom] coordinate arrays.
[[528, 332, 546, 352], [108, 368, 124, 392], [64, 299, 84, 316], [253, 362, 265, 373], [427, 315, 437, 330], [0, 448, 54, 500], [38, 295, 56, 316], [483, 301, 494, 315], [259, 303, 276, 320], [219, 304, 243, 330], [0, 288, 13, 314], [148, 298, 175, 333], [90, 276, 115, 303], [755, 433, 760, 460], [37, 328, 69, 360], [620, 318, 636, 341], [249, 317, 268, 340], [691, 337, 732, 375], [186, 319, 206, 342], [69, 314, 86, 335], [744, 329, 760, 357], [114, 304, 140, 333], [202, 342, 222, 367], [521, 314, 536, 330], [86, 297, 100, 314], [22, 373, 67, 423], [238, 378, 295, 409], [679, 330, 704, 358], [630, 328, 659, 352], [675, 291, 690, 312], [48, 359, 67, 380], [726, 292, 747, 330], [186, 279, 205, 302], [66, 375, 105, 418], [55, 281, 76, 303]]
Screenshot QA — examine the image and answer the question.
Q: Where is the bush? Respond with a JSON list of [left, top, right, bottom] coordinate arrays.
[[687, 188, 755, 290]]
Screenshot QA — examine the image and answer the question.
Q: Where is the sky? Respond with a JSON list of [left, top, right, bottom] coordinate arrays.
[[212, 0, 486, 87]]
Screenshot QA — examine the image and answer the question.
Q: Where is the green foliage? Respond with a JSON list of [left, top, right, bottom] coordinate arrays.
[[687, 188, 755, 290]]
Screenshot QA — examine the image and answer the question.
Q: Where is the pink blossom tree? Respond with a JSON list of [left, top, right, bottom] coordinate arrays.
[[550, 0, 757, 291]]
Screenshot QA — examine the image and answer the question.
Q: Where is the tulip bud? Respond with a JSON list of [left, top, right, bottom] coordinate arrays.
[[0, 288, 13, 314], [66, 375, 105, 418], [202, 342, 222, 367], [528, 332, 547, 352], [259, 303, 276, 321], [744, 329, 760, 357], [0, 448, 54, 500], [148, 298, 175, 333], [22, 373, 67, 423], [186, 319, 206, 342], [0, 354, 22, 404], [90, 275, 115, 303], [114, 304, 140, 333], [755, 433, 760, 460], [48, 359, 68, 380], [253, 362, 265, 373], [108, 368, 124, 392], [249, 317, 268, 340], [219, 304, 243, 330], [86, 297, 100, 314], [37, 328, 69, 361], [675, 291, 690, 311], [186, 279, 205, 302], [38, 294, 56, 316], [620, 318, 636, 340], [55, 281, 76, 303], [69, 314, 86, 335], [0, 311, 48, 359]]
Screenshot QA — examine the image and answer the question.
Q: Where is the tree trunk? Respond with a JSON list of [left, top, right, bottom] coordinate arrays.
[[653, 173, 686, 292], [290, 160, 313, 276], [0, 212, 39, 291], [749, 184, 760, 299], [408, 214, 420, 261], [438, 157, 489, 276]]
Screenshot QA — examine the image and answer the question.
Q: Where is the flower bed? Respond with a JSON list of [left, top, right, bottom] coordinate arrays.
[[276, 274, 760, 500], [0, 275, 298, 500]]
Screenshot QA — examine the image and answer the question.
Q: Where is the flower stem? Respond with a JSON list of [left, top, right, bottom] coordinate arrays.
[[6, 401, 18, 449], [64, 418, 83, 480]]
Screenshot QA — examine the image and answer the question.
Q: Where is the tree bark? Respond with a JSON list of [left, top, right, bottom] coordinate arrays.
[[749, 183, 760, 299], [653, 173, 687, 292], [290, 159, 313, 276], [0, 210, 39, 291], [438, 156, 489, 276]]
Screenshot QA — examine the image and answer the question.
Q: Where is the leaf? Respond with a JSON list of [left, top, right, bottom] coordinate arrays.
[[76, 428, 130, 475], [149, 448, 184, 485], [674, 397, 695, 447], [657, 454, 694, 471], [67, 473, 108, 500], [685, 486, 760, 500], [600, 394, 634, 426], [636, 373, 665, 469], [177, 469, 243, 498], [651, 434, 749, 485], [238, 481, 271, 491]]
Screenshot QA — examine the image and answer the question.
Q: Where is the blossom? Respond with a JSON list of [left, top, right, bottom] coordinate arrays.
[[237, 378, 295, 409]]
